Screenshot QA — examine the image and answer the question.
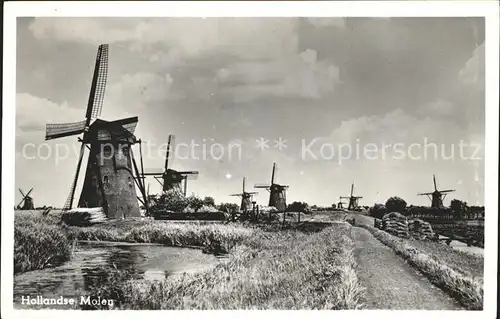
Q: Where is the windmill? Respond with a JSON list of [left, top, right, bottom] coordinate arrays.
[[418, 175, 455, 208], [340, 183, 363, 210], [45, 44, 148, 219], [143, 134, 199, 196], [230, 177, 258, 212], [17, 188, 34, 210], [254, 162, 289, 212]]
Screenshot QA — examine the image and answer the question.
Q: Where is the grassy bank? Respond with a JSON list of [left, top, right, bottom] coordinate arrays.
[[14, 214, 74, 273], [68, 221, 256, 254], [84, 224, 364, 310], [358, 223, 483, 310]]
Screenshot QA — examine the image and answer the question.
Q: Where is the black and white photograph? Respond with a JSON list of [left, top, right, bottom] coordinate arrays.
[[2, 1, 498, 317]]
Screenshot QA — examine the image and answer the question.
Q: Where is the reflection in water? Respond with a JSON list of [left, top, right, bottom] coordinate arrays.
[[14, 242, 225, 309]]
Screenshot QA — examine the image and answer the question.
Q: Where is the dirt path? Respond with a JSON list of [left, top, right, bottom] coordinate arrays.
[[351, 227, 462, 310]]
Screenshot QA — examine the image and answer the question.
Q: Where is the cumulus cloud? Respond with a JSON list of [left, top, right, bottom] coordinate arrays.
[[106, 72, 177, 111], [28, 18, 300, 64], [16, 93, 83, 133], [216, 49, 339, 102]]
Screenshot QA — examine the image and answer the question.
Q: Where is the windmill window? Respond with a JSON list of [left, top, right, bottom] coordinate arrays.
[[103, 145, 112, 157]]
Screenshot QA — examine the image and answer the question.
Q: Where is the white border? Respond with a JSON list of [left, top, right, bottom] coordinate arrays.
[[2, 1, 498, 319]]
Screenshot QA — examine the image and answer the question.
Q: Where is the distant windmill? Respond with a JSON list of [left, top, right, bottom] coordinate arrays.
[[144, 134, 199, 196], [230, 177, 258, 212], [340, 183, 363, 210], [17, 188, 34, 210], [45, 44, 147, 218], [418, 175, 455, 208], [254, 163, 289, 211]]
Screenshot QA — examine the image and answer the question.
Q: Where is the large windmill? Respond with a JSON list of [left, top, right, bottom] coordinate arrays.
[[230, 177, 258, 212], [17, 188, 34, 210], [45, 44, 147, 218], [254, 162, 289, 212], [418, 175, 455, 208], [143, 134, 199, 196], [340, 183, 363, 210]]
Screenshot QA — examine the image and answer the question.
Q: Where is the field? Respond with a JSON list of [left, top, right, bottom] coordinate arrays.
[[14, 210, 484, 310]]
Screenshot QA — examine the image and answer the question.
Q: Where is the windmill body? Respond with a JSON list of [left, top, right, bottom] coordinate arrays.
[[418, 175, 455, 208], [17, 188, 35, 210], [77, 118, 141, 218], [143, 134, 199, 196], [255, 163, 288, 212], [340, 183, 363, 210], [45, 44, 143, 219], [230, 177, 258, 212]]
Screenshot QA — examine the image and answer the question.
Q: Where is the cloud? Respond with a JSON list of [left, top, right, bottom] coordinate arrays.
[[458, 42, 484, 87], [106, 72, 176, 111], [418, 99, 455, 116], [28, 18, 300, 64], [216, 49, 340, 102], [16, 93, 83, 133]]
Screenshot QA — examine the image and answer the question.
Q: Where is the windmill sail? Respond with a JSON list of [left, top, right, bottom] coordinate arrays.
[[45, 120, 87, 140], [86, 44, 109, 120]]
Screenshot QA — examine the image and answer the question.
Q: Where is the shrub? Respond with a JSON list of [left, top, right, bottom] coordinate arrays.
[[385, 196, 407, 214], [369, 203, 387, 219]]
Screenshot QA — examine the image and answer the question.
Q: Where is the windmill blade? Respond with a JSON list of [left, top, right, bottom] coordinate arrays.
[[440, 189, 456, 193], [16, 197, 26, 208], [243, 177, 246, 192], [62, 143, 86, 210], [85, 44, 109, 121], [254, 184, 270, 188], [45, 120, 87, 140], [19, 188, 26, 197], [271, 163, 276, 184], [350, 184, 354, 197], [165, 135, 176, 171], [417, 192, 434, 196], [230, 194, 243, 197], [246, 192, 258, 195], [433, 175, 438, 191], [24, 188, 34, 198], [180, 171, 199, 181]]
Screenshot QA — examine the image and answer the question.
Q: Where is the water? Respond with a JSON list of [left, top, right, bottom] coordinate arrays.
[[438, 236, 484, 256], [14, 241, 226, 309]]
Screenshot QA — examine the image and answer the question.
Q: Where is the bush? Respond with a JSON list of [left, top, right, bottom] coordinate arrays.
[[369, 203, 388, 219], [385, 196, 407, 214], [287, 201, 309, 213]]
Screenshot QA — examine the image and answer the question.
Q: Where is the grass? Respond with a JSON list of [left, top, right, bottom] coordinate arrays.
[[82, 223, 364, 310], [14, 213, 75, 273], [67, 220, 256, 254], [357, 222, 483, 310]]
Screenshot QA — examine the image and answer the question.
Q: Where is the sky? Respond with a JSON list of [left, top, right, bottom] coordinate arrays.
[[15, 17, 485, 208]]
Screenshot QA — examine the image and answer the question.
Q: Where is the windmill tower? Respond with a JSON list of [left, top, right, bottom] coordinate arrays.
[[45, 44, 147, 219], [230, 177, 258, 212], [254, 163, 289, 212], [418, 175, 455, 208], [340, 183, 363, 210], [17, 188, 34, 210], [143, 134, 199, 196]]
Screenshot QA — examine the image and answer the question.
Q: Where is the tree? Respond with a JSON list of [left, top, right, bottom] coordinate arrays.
[[385, 196, 407, 214], [287, 201, 309, 212], [450, 199, 466, 219], [186, 195, 204, 212], [331, 203, 337, 209], [202, 196, 216, 207], [218, 202, 239, 213], [369, 203, 387, 219]]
